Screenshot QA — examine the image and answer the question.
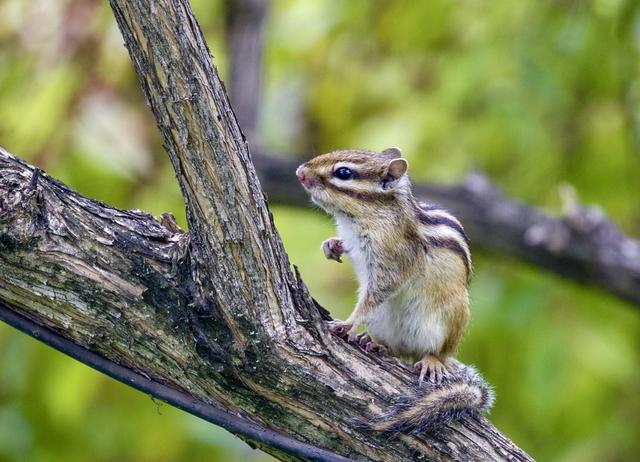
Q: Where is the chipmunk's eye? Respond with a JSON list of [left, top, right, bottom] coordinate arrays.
[[333, 167, 353, 180]]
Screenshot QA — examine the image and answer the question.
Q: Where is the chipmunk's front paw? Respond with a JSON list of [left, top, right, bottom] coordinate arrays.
[[322, 238, 344, 263], [327, 320, 359, 342], [414, 355, 448, 384]]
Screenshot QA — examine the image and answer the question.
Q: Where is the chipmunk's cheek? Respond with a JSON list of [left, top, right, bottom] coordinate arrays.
[[310, 188, 329, 206], [310, 188, 325, 201]]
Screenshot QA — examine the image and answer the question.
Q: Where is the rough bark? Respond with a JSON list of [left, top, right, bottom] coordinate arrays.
[[254, 155, 640, 308], [0, 0, 533, 461], [0, 147, 530, 462]]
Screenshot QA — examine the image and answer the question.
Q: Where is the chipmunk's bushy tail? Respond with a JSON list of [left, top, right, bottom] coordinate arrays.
[[371, 362, 494, 435]]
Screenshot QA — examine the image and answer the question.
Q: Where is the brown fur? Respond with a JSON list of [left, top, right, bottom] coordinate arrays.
[[297, 148, 492, 433], [298, 149, 470, 361]]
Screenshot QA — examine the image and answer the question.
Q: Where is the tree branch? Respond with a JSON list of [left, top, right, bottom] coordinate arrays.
[[0, 144, 530, 462], [254, 154, 640, 307], [221, 0, 640, 308], [0, 0, 533, 460]]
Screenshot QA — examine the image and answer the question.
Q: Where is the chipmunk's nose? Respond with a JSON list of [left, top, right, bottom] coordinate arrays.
[[296, 165, 306, 182], [296, 164, 315, 188]]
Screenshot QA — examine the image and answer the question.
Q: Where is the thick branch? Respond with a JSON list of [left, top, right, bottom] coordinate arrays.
[[0, 146, 531, 461], [254, 154, 640, 307], [0, 0, 532, 460]]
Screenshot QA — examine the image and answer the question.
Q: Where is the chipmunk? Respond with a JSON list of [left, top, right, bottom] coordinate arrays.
[[296, 147, 493, 432], [296, 146, 471, 382]]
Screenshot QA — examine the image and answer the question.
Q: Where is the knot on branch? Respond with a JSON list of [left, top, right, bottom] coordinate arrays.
[[0, 159, 47, 250]]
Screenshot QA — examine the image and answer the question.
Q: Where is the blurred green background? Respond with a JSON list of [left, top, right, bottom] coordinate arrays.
[[1, 0, 639, 461]]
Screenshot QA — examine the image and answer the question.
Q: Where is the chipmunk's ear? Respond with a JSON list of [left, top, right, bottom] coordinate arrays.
[[382, 158, 408, 190], [387, 158, 408, 178], [381, 147, 402, 159]]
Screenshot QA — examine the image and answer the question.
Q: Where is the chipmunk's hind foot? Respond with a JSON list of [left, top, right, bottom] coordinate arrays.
[[414, 355, 448, 384], [356, 333, 387, 356]]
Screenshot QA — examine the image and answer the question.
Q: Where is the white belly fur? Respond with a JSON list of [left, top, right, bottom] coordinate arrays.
[[336, 216, 369, 286], [335, 214, 463, 359], [366, 278, 447, 359]]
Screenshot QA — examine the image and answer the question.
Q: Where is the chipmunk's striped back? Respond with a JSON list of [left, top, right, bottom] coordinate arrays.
[[415, 202, 473, 282]]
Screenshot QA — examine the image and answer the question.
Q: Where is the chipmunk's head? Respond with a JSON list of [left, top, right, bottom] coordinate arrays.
[[296, 147, 410, 218]]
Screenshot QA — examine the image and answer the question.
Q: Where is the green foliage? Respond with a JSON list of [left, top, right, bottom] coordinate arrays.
[[1, 0, 639, 460]]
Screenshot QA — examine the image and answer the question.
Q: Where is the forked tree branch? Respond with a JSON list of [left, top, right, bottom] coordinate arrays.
[[0, 1, 532, 461]]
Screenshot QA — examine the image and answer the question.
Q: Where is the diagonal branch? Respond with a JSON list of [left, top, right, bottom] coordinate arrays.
[[0, 0, 533, 460], [0, 143, 530, 462], [414, 175, 640, 307]]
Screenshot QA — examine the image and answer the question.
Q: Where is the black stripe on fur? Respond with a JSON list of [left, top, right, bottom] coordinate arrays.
[[415, 204, 470, 244]]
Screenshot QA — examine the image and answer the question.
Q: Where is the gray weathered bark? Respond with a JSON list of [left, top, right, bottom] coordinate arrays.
[[0, 0, 533, 460]]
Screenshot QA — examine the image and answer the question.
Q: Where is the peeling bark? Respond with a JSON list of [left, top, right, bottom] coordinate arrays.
[[0, 0, 533, 460]]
